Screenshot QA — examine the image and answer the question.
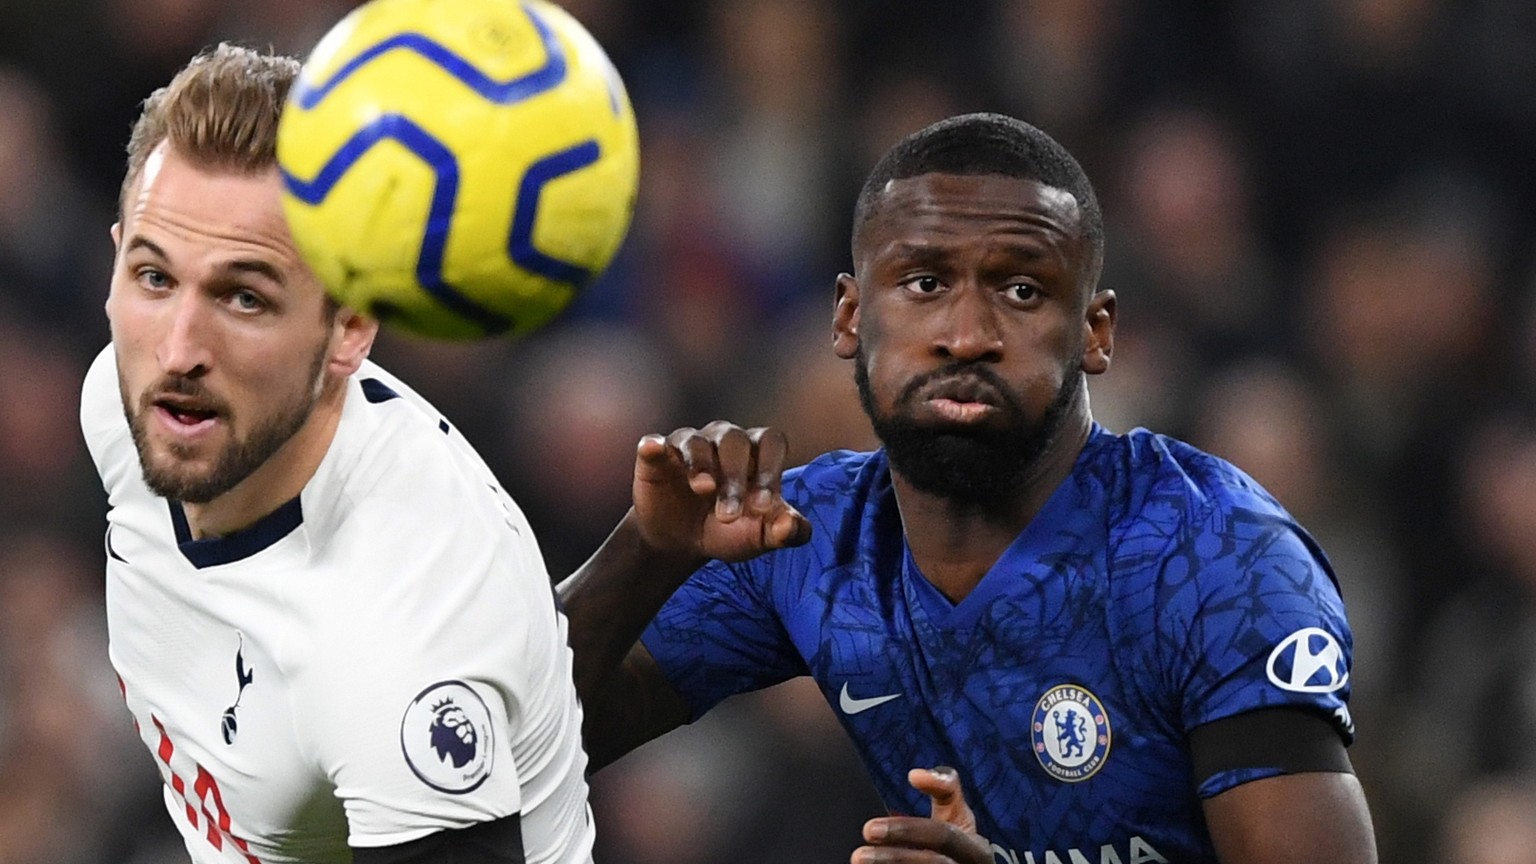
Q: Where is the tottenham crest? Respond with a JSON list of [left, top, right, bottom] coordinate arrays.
[[1032, 684, 1111, 782], [400, 680, 494, 794]]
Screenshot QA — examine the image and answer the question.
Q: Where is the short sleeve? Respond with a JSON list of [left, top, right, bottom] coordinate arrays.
[[1156, 503, 1356, 772], [80, 345, 135, 491], [640, 556, 807, 720], [296, 470, 576, 849]]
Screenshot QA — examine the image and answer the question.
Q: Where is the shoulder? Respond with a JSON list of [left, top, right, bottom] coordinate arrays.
[[1102, 427, 1302, 544], [80, 344, 121, 440], [312, 362, 512, 542], [300, 365, 546, 613], [1106, 427, 1288, 520], [79, 345, 135, 487], [1100, 427, 1339, 595]]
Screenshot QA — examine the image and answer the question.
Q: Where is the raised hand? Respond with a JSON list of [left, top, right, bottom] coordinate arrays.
[[853, 767, 993, 864], [630, 421, 812, 563]]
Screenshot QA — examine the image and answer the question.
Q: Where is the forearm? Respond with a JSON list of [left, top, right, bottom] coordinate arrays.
[[580, 644, 690, 771], [557, 510, 703, 727]]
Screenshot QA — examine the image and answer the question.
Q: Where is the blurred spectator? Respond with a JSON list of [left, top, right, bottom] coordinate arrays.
[[703, 0, 844, 301], [755, 298, 878, 466], [0, 318, 106, 539], [1302, 179, 1503, 661], [1438, 779, 1536, 864], [988, 0, 1125, 156], [0, 530, 168, 863], [0, 67, 109, 329], [497, 322, 681, 578], [1106, 102, 1284, 368], [1393, 416, 1536, 856]]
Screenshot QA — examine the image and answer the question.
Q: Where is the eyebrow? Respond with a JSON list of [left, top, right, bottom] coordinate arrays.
[[887, 240, 1049, 263], [886, 241, 951, 265], [123, 234, 286, 287], [124, 235, 170, 260], [224, 258, 286, 287]]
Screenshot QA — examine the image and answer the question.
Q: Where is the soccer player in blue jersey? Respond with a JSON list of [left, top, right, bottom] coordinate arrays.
[[561, 113, 1378, 864]]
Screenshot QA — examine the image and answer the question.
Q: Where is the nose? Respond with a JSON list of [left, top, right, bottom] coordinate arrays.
[[156, 292, 213, 379], [932, 284, 1004, 364]]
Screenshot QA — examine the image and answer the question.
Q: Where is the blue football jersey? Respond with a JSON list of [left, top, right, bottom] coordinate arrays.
[[641, 425, 1355, 864]]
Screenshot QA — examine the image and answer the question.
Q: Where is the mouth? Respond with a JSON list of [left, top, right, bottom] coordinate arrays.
[[150, 395, 224, 435], [913, 375, 1005, 423], [923, 397, 998, 423]]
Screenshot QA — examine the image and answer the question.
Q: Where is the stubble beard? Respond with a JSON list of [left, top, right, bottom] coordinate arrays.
[[855, 346, 1081, 508], [122, 345, 329, 505]]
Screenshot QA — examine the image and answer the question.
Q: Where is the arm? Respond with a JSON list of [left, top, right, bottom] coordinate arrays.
[[1192, 708, 1377, 863], [1204, 772, 1376, 864], [559, 516, 697, 770], [557, 423, 811, 770], [1151, 497, 1373, 861], [353, 816, 526, 864]]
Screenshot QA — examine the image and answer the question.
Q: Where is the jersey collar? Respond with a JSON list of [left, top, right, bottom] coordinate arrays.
[[168, 496, 304, 569]]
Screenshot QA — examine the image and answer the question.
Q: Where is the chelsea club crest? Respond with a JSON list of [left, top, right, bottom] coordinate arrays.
[[1032, 684, 1112, 782], [400, 680, 495, 794]]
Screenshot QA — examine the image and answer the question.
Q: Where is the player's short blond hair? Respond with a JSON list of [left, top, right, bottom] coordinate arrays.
[[121, 43, 300, 209]]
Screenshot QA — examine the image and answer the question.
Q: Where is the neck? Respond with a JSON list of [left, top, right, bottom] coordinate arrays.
[[892, 404, 1092, 604], [182, 383, 346, 540]]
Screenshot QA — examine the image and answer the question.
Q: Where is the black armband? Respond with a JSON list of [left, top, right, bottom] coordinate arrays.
[[352, 814, 525, 864], [1189, 707, 1353, 788]]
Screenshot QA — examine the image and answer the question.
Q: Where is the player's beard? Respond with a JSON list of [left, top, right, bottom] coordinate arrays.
[[855, 346, 1080, 507], [123, 343, 329, 505]]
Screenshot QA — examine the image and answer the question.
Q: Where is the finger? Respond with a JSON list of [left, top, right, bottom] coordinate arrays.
[[635, 432, 671, 461], [745, 426, 789, 513], [863, 818, 990, 864], [851, 845, 955, 864], [634, 433, 682, 482], [863, 817, 957, 851], [766, 506, 813, 549], [703, 421, 754, 522], [908, 767, 978, 835], [666, 427, 720, 497]]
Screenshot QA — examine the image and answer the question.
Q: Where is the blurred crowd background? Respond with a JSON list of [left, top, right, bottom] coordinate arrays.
[[2, 0, 1536, 862]]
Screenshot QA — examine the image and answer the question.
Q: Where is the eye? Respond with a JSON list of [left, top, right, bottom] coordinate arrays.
[[136, 268, 171, 291], [901, 275, 944, 295], [1002, 282, 1041, 304], [228, 288, 268, 313]]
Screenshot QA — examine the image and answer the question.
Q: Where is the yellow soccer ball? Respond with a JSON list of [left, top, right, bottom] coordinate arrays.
[[277, 0, 639, 340]]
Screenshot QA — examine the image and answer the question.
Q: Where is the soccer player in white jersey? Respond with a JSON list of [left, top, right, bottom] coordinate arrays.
[[79, 44, 594, 864]]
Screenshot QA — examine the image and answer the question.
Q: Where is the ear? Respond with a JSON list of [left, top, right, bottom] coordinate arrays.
[[328, 306, 380, 378], [1081, 289, 1116, 375], [833, 273, 862, 360], [110, 221, 122, 252]]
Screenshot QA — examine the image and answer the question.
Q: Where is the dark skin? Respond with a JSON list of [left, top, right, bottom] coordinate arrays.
[[835, 173, 1111, 602], [560, 172, 1377, 864]]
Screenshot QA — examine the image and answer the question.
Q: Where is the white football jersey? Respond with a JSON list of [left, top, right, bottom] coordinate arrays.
[[81, 346, 595, 864]]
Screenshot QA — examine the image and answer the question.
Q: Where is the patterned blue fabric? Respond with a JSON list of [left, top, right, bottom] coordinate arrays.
[[642, 425, 1354, 863]]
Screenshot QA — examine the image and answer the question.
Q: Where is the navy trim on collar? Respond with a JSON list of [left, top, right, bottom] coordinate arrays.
[[360, 377, 401, 403], [168, 496, 304, 569]]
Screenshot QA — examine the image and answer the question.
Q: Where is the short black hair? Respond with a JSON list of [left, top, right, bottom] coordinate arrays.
[[852, 112, 1104, 284]]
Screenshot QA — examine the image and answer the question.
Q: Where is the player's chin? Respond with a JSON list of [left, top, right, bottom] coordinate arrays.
[[144, 444, 232, 492]]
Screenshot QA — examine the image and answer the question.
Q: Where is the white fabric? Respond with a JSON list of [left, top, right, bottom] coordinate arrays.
[[82, 346, 594, 864]]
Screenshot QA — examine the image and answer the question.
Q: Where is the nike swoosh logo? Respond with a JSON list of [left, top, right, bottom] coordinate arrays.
[[839, 683, 902, 715]]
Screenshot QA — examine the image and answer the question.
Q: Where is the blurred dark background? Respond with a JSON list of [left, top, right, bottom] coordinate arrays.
[[3, 1, 1536, 862]]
